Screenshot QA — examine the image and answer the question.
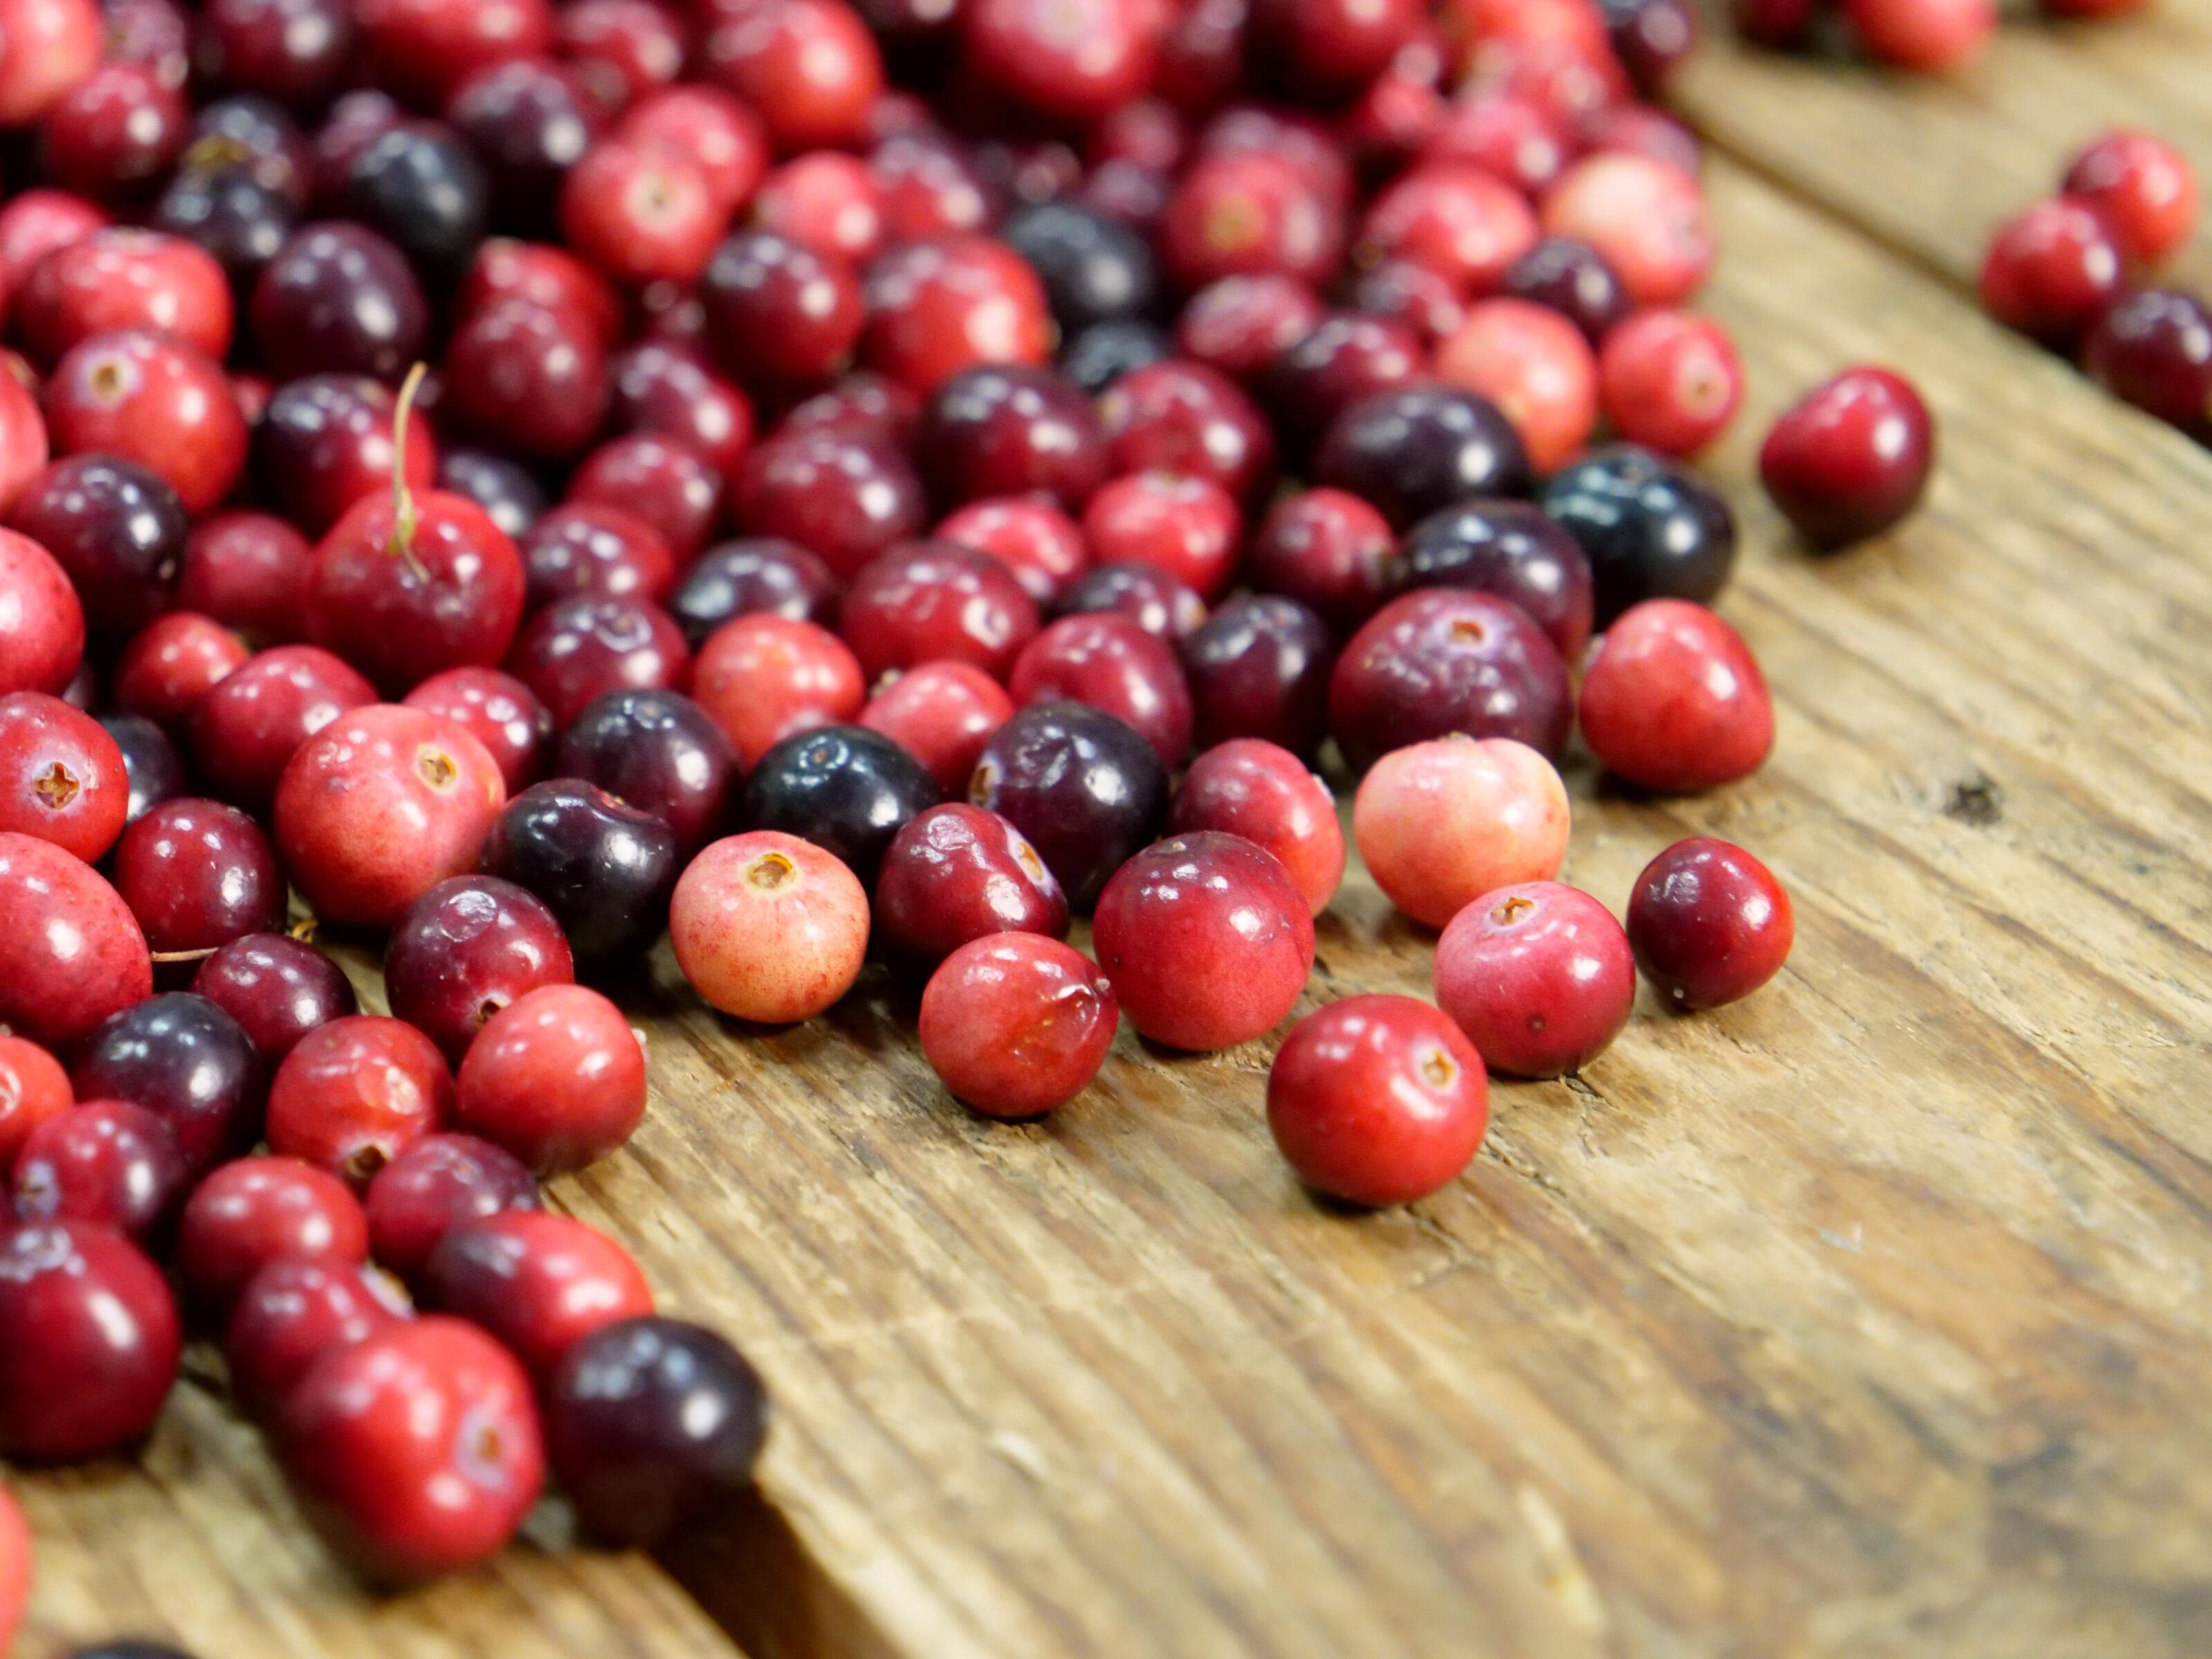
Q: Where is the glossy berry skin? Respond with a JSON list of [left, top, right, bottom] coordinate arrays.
[[351, 0, 555, 109], [190, 645, 376, 813], [444, 296, 610, 460], [279, 1315, 543, 1583], [915, 366, 1109, 512], [0, 835, 147, 1049], [71, 993, 265, 1176], [426, 1210, 653, 1379], [0, 0, 103, 125], [2062, 131, 2198, 263], [1500, 236, 1633, 344], [1757, 368, 1935, 551], [693, 615, 866, 771], [111, 797, 286, 955], [607, 344, 753, 480], [1092, 832, 1314, 1053], [384, 877, 575, 1066], [1434, 299, 1600, 475], [1846, 0, 1993, 71], [44, 331, 249, 515], [191, 933, 357, 1063], [670, 539, 843, 647], [255, 374, 437, 538], [1243, 490, 1391, 641], [1169, 738, 1344, 917], [1540, 153, 1714, 308], [274, 705, 507, 929], [10, 1100, 190, 1244], [508, 595, 691, 729], [1053, 562, 1208, 647], [1392, 500, 1594, 665], [704, 0, 882, 150], [176, 1155, 369, 1320], [1000, 201, 1159, 335], [402, 666, 554, 795], [740, 724, 943, 889], [113, 614, 252, 735], [1356, 164, 1537, 297], [16, 229, 232, 368], [1582, 599, 1773, 794], [364, 1131, 539, 1290], [670, 831, 870, 1024], [874, 803, 1067, 968], [447, 61, 605, 236], [7, 455, 188, 641], [1434, 883, 1634, 1078], [1627, 837, 1794, 1011], [556, 689, 735, 861], [0, 1035, 73, 1178], [731, 429, 926, 581], [438, 451, 545, 545], [968, 703, 1167, 913], [1060, 320, 1171, 395], [700, 230, 865, 394], [1080, 472, 1243, 601], [859, 236, 1054, 396], [1159, 153, 1342, 294], [1009, 616, 1193, 770], [453, 985, 646, 1174], [859, 662, 1014, 796], [268, 1015, 453, 1190], [0, 1221, 180, 1461], [1539, 445, 1737, 626], [1098, 359, 1275, 506], [0, 691, 129, 862], [1328, 590, 1571, 769], [1353, 737, 1571, 930], [98, 713, 185, 826], [251, 223, 427, 384], [545, 1316, 768, 1549], [1264, 313, 1427, 461], [616, 86, 767, 218], [179, 510, 310, 653], [841, 541, 1040, 686], [1266, 995, 1487, 1208], [1175, 274, 1327, 380], [480, 780, 679, 967], [919, 935, 1117, 1118], [2081, 289, 2212, 442], [225, 1258, 404, 1427], [1976, 198, 2126, 350], [0, 531, 83, 697], [40, 64, 189, 201], [517, 505, 675, 617], [568, 433, 726, 564], [1597, 310, 1743, 456]]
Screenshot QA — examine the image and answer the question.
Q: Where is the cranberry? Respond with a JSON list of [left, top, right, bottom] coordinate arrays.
[[1434, 299, 1599, 473], [452, 985, 644, 1174], [1347, 259, 1467, 352], [703, 0, 883, 151], [1540, 153, 1713, 308], [191, 932, 357, 1062], [508, 594, 691, 727], [568, 432, 725, 561], [1315, 386, 1532, 535], [1263, 311, 1425, 458], [1174, 274, 1326, 382], [380, 877, 571, 1066], [0, 1221, 180, 1460], [1538, 444, 1736, 624], [1266, 995, 1486, 1207], [561, 0, 691, 109], [776, 371, 921, 449], [1628, 836, 1793, 1011], [556, 138, 720, 290], [17, 229, 232, 367], [752, 151, 884, 265], [1060, 318, 1172, 394], [266, 1014, 451, 1189], [859, 235, 1053, 395], [177, 1154, 368, 1320], [1977, 198, 2126, 350], [69, 992, 263, 1177], [279, 1315, 543, 1582], [99, 712, 185, 825], [559, 689, 732, 858], [336, 122, 491, 285], [458, 238, 623, 348], [255, 373, 437, 537], [1757, 366, 1935, 551], [1597, 309, 1742, 457], [1500, 236, 1633, 343], [1845, 0, 1992, 69], [617, 86, 768, 218], [113, 615, 251, 736], [544, 1316, 767, 1548], [7, 455, 187, 641], [225, 1257, 404, 1425], [200, 0, 355, 104], [353, 0, 554, 109], [699, 229, 865, 395], [1179, 595, 1333, 760], [0, 531, 83, 697], [1169, 738, 1343, 917], [1328, 590, 1571, 768], [1434, 881, 1633, 1078], [871, 133, 997, 243], [913, 934, 1114, 1118], [998, 203, 1158, 338], [1421, 93, 1568, 198], [41, 331, 242, 518], [311, 90, 408, 192], [1160, 153, 1341, 293], [1153, 0, 1246, 113], [0, 691, 129, 863], [250, 223, 427, 383], [443, 296, 610, 460], [739, 724, 941, 887], [480, 779, 679, 964], [2083, 288, 2212, 440], [840, 541, 1040, 685], [274, 704, 507, 929], [858, 662, 1013, 794], [0, 192, 107, 315], [0, 1485, 21, 1653], [935, 497, 1088, 605], [1007, 615, 1193, 769], [1078, 471, 1242, 601], [962, 0, 1154, 120], [669, 830, 870, 1022], [1053, 561, 1208, 646], [873, 802, 1066, 967], [1392, 499, 1594, 663], [402, 666, 553, 795], [189, 644, 375, 812], [1733, 0, 1819, 44], [916, 366, 1107, 511], [364, 1130, 538, 1288], [1353, 735, 1568, 929], [671, 538, 843, 646], [693, 613, 865, 769], [1098, 359, 1274, 505], [445, 60, 603, 236], [111, 798, 285, 956], [605, 344, 753, 480], [10, 1099, 189, 1244], [0, 0, 103, 126], [2062, 131, 2198, 263], [968, 702, 1163, 911], [428, 1218, 651, 1399], [1357, 165, 1537, 297], [0, 1036, 72, 1178], [731, 427, 926, 581]]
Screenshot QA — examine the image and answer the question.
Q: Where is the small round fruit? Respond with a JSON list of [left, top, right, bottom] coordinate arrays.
[[478, 780, 679, 967], [111, 797, 285, 955], [2062, 130, 2199, 264], [968, 702, 1166, 912], [873, 803, 1068, 968], [384, 876, 574, 1066], [738, 724, 943, 889], [1434, 883, 1635, 1078], [1756, 367, 1935, 551], [670, 832, 869, 1024], [225, 1257, 407, 1428], [364, 1131, 539, 1291], [1626, 836, 1794, 1011], [0, 530, 83, 697], [691, 615, 865, 771], [919, 935, 1118, 1118], [191, 933, 357, 1064], [176, 1155, 369, 1320], [453, 985, 646, 1175], [1327, 590, 1572, 768], [1353, 737, 1571, 930], [1391, 499, 1593, 664], [68, 993, 265, 1176], [0, 1220, 180, 1461], [1168, 740, 1344, 917], [0, 832, 151, 1049], [265, 1015, 453, 1189], [9, 1099, 190, 1244], [1580, 599, 1773, 792], [424, 1210, 653, 1379], [859, 662, 1013, 796], [1538, 444, 1736, 626], [0, 1036, 72, 1178]]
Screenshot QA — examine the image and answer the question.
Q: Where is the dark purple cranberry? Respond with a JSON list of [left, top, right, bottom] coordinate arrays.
[[519, 504, 675, 615], [2083, 288, 2212, 441], [254, 373, 426, 536], [1601, 0, 1696, 95], [479, 779, 679, 967], [915, 365, 1109, 511], [384, 876, 576, 1065], [999, 201, 1161, 334], [187, 94, 313, 198], [111, 797, 287, 955], [507, 594, 691, 729], [872, 801, 1069, 968], [668, 538, 843, 647], [6, 456, 188, 640], [544, 1316, 768, 1548], [436, 447, 547, 541], [95, 711, 185, 823], [1499, 238, 1631, 344], [1537, 444, 1736, 626], [1393, 499, 1595, 663], [1262, 310, 1425, 458], [700, 229, 867, 397], [968, 701, 1166, 911], [364, 1131, 538, 1288], [606, 341, 755, 479], [336, 120, 489, 282], [250, 221, 428, 382], [1059, 319, 1172, 395], [69, 992, 265, 1175], [1328, 589, 1573, 768], [1180, 596, 1333, 760], [153, 162, 301, 289], [191, 932, 357, 1063], [740, 724, 943, 888], [556, 688, 737, 859], [1314, 386, 1532, 530], [445, 60, 603, 236], [10, 1099, 191, 1244], [1053, 561, 1207, 645]]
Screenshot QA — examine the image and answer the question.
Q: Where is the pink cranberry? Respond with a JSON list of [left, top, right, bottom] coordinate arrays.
[[1266, 995, 1487, 1207], [1009, 614, 1192, 768], [10, 1099, 189, 1244], [860, 661, 1014, 794], [875, 801, 1068, 966], [113, 614, 250, 735], [1080, 471, 1242, 600], [568, 433, 725, 561], [1160, 153, 1342, 292], [731, 427, 926, 580], [1168, 738, 1344, 917], [2062, 131, 2198, 263], [189, 644, 375, 814], [669, 830, 870, 1023], [267, 1015, 453, 1189], [1358, 164, 1538, 294], [1434, 882, 1634, 1077], [279, 1315, 544, 1582], [693, 614, 865, 769], [0, 1036, 72, 1178], [1091, 831, 1313, 1053], [1627, 836, 1794, 1011], [177, 1155, 370, 1320], [1353, 735, 1569, 928], [179, 513, 310, 650], [860, 235, 1053, 395], [919, 934, 1117, 1118], [1329, 589, 1572, 767], [0, 0, 104, 125], [453, 984, 646, 1174], [0, 1220, 180, 1461], [364, 1131, 539, 1288], [1757, 366, 1935, 550], [1580, 599, 1772, 792], [0, 1483, 23, 1652], [704, 0, 883, 151], [402, 666, 553, 794], [111, 796, 285, 954], [1422, 92, 1572, 197], [274, 704, 507, 930], [841, 541, 1040, 685], [1434, 299, 1598, 473], [0, 530, 82, 697], [1174, 274, 1327, 382], [1540, 153, 1713, 308], [225, 1257, 406, 1426], [1597, 309, 1742, 456], [1844, 0, 1994, 70], [0, 691, 129, 863]]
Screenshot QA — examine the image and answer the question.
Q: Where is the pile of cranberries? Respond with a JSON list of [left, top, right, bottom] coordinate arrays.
[[0, 0, 1942, 1627], [1735, 0, 2145, 75]]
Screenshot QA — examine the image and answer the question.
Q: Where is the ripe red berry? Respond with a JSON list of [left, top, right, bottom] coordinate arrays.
[[1353, 736, 1571, 930], [559, 139, 724, 288], [693, 613, 865, 770], [0, 1482, 24, 1653], [225, 1257, 407, 1426], [1434, 298, 1598, 473], [840, 541, 1039, 684], [704, 0, 883, 152], [1580, 599, 1773, 792], [1627, 836, 1794, 1011], [442, 297, 612, 460], [0, 690, 129, 862], [1597, 308, 1743, 456], [669, 831, 870, 1023], [1434, 881, 1635, 1077], [453, 984, 647, 1174], [384, 875, 575, 1065], [177, 1155, 370, 1321], [0, 1036, 72, 1179], [1977, 197, 2126, 350], [0, 832, 151, 1048], [2062, 130, 2199, 264], [874, 802, 1067, 967], [43, 330, 247, 514], [191, 932, 359, 1065], [111, 796, 286, 954], [424, 1210, 653, 1378], [267, 1014, 454, 1189], [353, 0, 554, 109], [0, 1219, 180, 1460], [859, 235, 1053, 395], [1540, 153, 1714, 308], [0, 529, 82, 697], [919, 934, 1118, 1118], [10, 1098, 190, 1244], [1844, 0, 1994, 71], [113, 612, 251, 734], [1757, 366, 1936, 550], [858, 661, 1014, 794], [16, 228, 232, 367], [1080, 471, 1243, 600], [1009, 614, 1193, 769], [1168, 738, 1344, 917], [0, 0, 104, 126], [189, 644, 376, 814], [401, 666, 553, 795]]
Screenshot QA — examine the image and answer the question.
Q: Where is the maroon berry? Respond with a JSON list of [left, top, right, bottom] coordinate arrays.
[[919, 934, 1116, 1117], [1315, 384, 1530, 532], [1263, 311, 1425, 458], [874, 802, 1067, 967], [962, 0, 1154, 122], [1008, 614, 1192, 769], [384, 876, 574, 1065], [607, 341, 754, 478], [225, 1257, 404, 1426], [364, 1131, 538, 1288], [1978, 198, 2126, 350], [841, 541, 1040, 684], [267, 1014, 453, 1188], [700, 229, 865, 393], [0, 1220, 180, 1460], [176, 1154, 369, 1320], [444, 297, 612, 459], [1329, 590, 1571, 768], [1174, 274, 1325, 382], [457, 238, 623, 349], [250, 223, 426, 383], [10, 1099, 190, 1243], [568, 433, 724, 561], [915, 364, 1108, 511], [1757, 366, 1936, 551], [670, 538, 843, 646], [1168, 738, 1343, 917], [1434, 882, 1633, 1078], [507, 594, 692, 729], [0, 690, 129, 862], [202, 0, 358, 105], [189, 644, 376, 813], [1393, 499, 1594, 665], [1627, 836, 1792, 1011], [1179, 596, 1331, 760], [353, 0, 555, 109], [1243, 489, 1390, 641], [555, 687, 735, 859], [2082, 288, 2212, 440], [1097, 358, 1273, 504], [0, 832, 151, 1049], [7, 454, 188, 641], [111, 797, 286, 955], [70, 993, 266, 1175], [1499, 236, 1632, 342], [731, 427, 926, 581], [191, 932, 358, 1062], [859, 662, 1013, 794], [113, 612, 252, 735], [255, 373, 437, 538], [424, 1210, 653, 1378], [453, 984, 646, 1174], [1053, 561, 1208, 646]]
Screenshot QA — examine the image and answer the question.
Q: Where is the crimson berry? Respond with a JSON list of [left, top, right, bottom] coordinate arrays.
[[1580, 599, 1772, 792], [919, 933, 1116, 1117], [41, 62, 189, 204], [568, 433, 725, 561], [176, 1154, 369, 1320], [426, 1210, 653, 1378], [1080, 471, 1242, 601], [99, 712, 184, 826], [2082, 288, 2212, 440], [1353, 735, 1570, 929], [776, 372, 921, 449], [16, 229, 232, 367], [0, 529, 84, 697], [916, 366, 1107, 512], [1168, 738, 1342, 917], [268, 1015, 452, 1188], [1978, 198, 2126, 350], [1264, 311, 1426, 458], [1054, 561, 1208, 646], [1098, 359, 1275, 505], [111, 797, 285, 955], [962, 0, 1154, 120], [226, 1257, 404, 1426], [1541, 153, 1714, 308], [700, 229, 865, 395], [1180, 595, 1332, 761], [1160, 153, 1342, 293], [874, 801, 1067, 966], [559, 138, 722, 289], [859, 662, 1013, 794], [1434, 882, 1633, 1078], [1627, 836, 1794, 1011], [0, 691, 129, 862], [935, 497, 1088, 604], [192, 932, 358, 1064], [751, 151, 883, 265], [8, 455, 188, 641], [617, 86, 768, 218], [870, 133, 997, 243], [479, 780, 679, 965], [1009, 614, 1192, 769], [1348, 258, 1468, 350], [556, 0, 688, 104], [606, 343, 754, 480], [1329, 590, 1571, 768], [1358, 164, 1537, 295], [557, 688, 736, 859], [189, 644, 375, 813], [453, 984, 646, 1174], [1597, 309, 1743, 456], [384, 876, 575, 1066], [443, 297, 612, 460], [458, 238, 622, 348], [0, 1036, 72, 1178], [0, 0, 104, 126], [0, 191, 108, 313], [1393, 499, 1595, 664], [256, 374, 438, 537], [402, 666, 554, 794], [445, 59, 605, 236], [1266, 995, 1488, 1208], [0, 1220, 180, 1461], [704, 0, 882, 151], [201, 0, 357, 104], [252, 223, 428, 386], [42, 331, 244, 515], [353, 0, 554, 109], [507, 594, 692, 728], [731, 427, 926, 581], [70, 993, 265, 1175], [693, 614, 865, 770], [2062, 131, 2198, 264], [10, 1099, 189, 1244], [841, 541, 1040, 685], [860, 235, 1053, 396], [1758, 366, 1935, 550], [1246, 0, 1417, 101], [1174, 274, 1327, 382], [668, 830, 870, 1023], [1845, 0, 1993, 69], [113, 615, 249, 736], [364, 1131, 538, 1289]]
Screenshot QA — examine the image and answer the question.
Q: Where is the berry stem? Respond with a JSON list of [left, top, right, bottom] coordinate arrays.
[[386, 362, 430, 583]]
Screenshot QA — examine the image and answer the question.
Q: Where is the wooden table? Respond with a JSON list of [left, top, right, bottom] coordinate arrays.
[[15, 9, 2212, 1656]]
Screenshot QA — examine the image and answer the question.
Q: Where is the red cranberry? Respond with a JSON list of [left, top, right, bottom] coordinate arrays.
[[1266, 995, 1486, 1207], [267, 1015, 452, 1188], [113, 614, 251, 735], [1179, 595, 1332, 760], [189, 644, 375, 812], [1247, 0, 1416, 99], [668, 830, 870, 1022], [1160, 153, 1341, 293], [841, 541, 1040, 685], [606, 344, 753, 480], [1315, 386, 1532, 534], [443, 297, 611, 460], [860, 235, 1053, 395], [0, 691, 129, 863], [1053, 560, 1208, 646], [1627, 836, 1793, 1011], [1500, 236, 1633, 342], [1977, 198, 2126, 350], [918, 932, 1116, 1117], [1580, 598, 1770, 792], [618, 86, 767, 216], [1357, 164, 1537, 296], [0, 192, 107, 315], [751, 151, 884, 265], [916, 366, 1107, 511], [0, 1220, 180, 1460], [458, 238, 623, 348], [1421, 92, 1569, 198], [557, 138, 722, 290], [0, 1485, 19, 1649], [1540, 153, 1714, 308], [556, 687, 735, 858], [0, 375, 51, 526], [1097, 359, 1273, 506], [353, 0, 554, 109], [859, 662, 1013, 794], [1434, 881, 1633, 1077], [402, 666, 553, 794], [426, 1210, 651, 1379], [962, 0, 1154, 120], [1758, 366, 1935, 550], [0, 530, 83, 697], [693, 613, 865, 769], [0, 0, 104, 126], [0, 1036, 72, 1178], [191, 932, 357, 1062], [10, 1099, 189, 1244], [279, 1314, 543, 1581], [1169, 738, 1342, 916], [1079, 471, 1241, 600], [1579, 102, 1700, 176], [874, 802, 1066, 966], [507, 594, 691, 727], [1732, 0, 1818, 43], [731, 427, 925, 581], [968, 701, 1164, 911], [568, 432, 725, 561], [70, 992, 264, 1174], [1264, 310, 1426, 458], [41, 330, 243, 516], [935, 498, 1087, 604], [871, 133, 997, 243], [1008, 614, 1192, 768], [444, 60, 605, 236], [111, 797, 285, 955], [559, 0, 689, 107], [255, 374, 436, 538], [703, 0, 883, 152], [201, 0, 357, 104], [225, 1257, 404, 1425], [1153, 0, 1246, 112], [776, 371, 921, 448], [383, 876, 573, 1065], [8, 455, 187, 641], [1348, 258, 1468, 350], [1844, 0, 1992, 69], [250, 223, 426, 382], [1329, 590, 1571, 768], [700, 229, 865, 395], [1597, 308, 1741, 456], [177, 1154, 368, 1320], [1392, 498, 1594, 663], [2082, 288, 2212, 440], [364, 1130, 538, 1288], [2063, 131, 2198, 263], [39, 62, 187, 205], [1353, 735, 1570, 928], [17, 229, 232, 367], [453, 984, 645, 1174], [1174, 274, 1326, 382], [274, 704, 507, 928]]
